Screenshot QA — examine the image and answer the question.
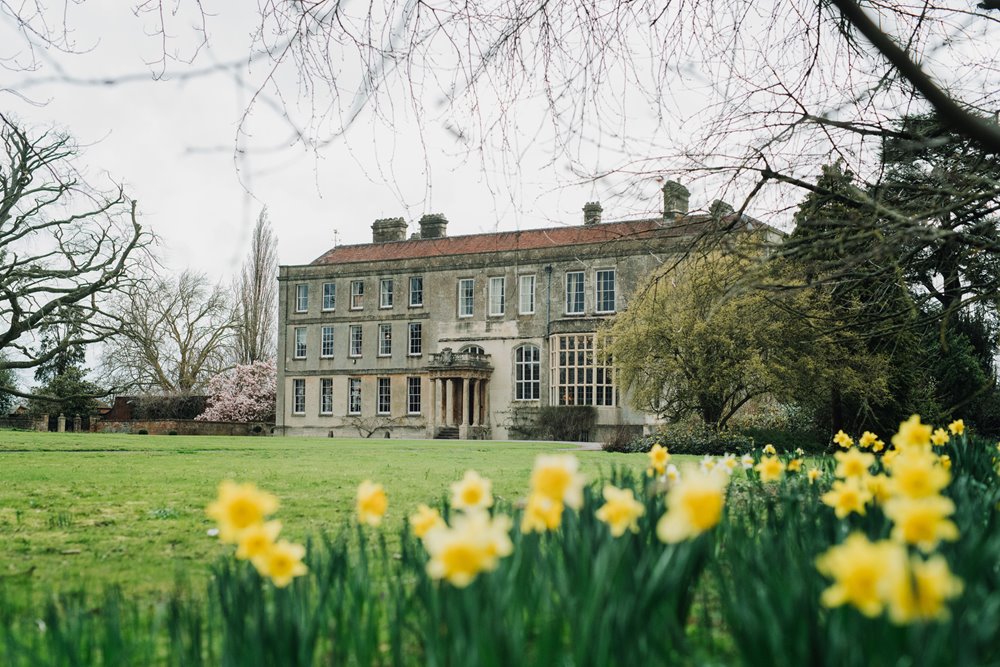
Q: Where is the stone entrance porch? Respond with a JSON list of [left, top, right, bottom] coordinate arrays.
[[427, 348, 493, 439]]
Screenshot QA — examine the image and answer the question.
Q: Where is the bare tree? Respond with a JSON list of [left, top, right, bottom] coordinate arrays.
[[234, 208, 277, 364], [0, 114, 149, 385], [101, 270, 234, 394]]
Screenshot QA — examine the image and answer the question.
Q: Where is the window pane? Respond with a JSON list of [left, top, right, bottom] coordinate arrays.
[[379, 324, 392, 356], [295, 284, 309, 312], [489, 277, 505, 316], [351, 280, 364, 309], [519, 275, 535, 314], [350, 325, 363, 357], [458, 279, 474, 317], [322, 283, 336, 310], [348, 378, 362, 414], [293, 379, 305, 413], [380, 279, 394, 308], [321, 325, 334, 357], [409, 276, 423, 306], [407, 377, 421, 414], [408, 322, 422, 355]]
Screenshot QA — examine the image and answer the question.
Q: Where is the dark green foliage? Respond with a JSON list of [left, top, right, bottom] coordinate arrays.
[[608, 420, 755, 455], [0, 358, 16, 415], [29, 366, 101, 417], [131, 395, 208, 420], [533, 406, 596, 441]]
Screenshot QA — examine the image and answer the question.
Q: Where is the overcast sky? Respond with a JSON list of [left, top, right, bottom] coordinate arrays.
[[2, 2, 708, 283]]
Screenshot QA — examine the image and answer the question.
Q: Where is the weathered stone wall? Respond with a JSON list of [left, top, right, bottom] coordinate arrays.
[[276, 228, 684, 440], [91, 419, 273, 436]]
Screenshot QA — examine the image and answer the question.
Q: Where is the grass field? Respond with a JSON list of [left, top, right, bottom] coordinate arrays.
[[0, 432, 651, 593]]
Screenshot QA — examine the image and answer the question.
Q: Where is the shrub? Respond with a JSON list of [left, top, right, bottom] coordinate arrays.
[[137, 429, 148, 435], [534, 406, 596, 441], [606, 418, 754, 455]]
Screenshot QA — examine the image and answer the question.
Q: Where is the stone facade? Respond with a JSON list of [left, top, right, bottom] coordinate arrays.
[[276, 184, 765, 440]]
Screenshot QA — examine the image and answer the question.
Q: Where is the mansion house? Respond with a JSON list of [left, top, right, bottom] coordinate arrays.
[[275, 182, 753, 440]]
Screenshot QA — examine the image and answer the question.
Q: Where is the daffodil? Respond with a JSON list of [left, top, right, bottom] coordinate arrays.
[[763, 443, 777, 456], [872, 439, 886, 453], [530, 454, 586, 509], [833, 430, 854, 449], [755, 456, 785, 483], [930, 428, 949, 447], [647, 443, 670, 476], [884, 496, 959, 552], [252, 540, 308, 588], [357, 480, 388, 526], [888, 450, 951, 499], [816, 533, 906, 617], [786, 458, 803, 473], [834, 449, 875, 479], [892, 415, 932, 451], [865, 473, 892, 505], [520, 493, 563, 534], [235, 520, 282, 561], [887, 555, 964, 624], [938, 454, 951, 471], [859, 431, 879, 449], [948, 419, 965, 436], [720, 453, 738, 474], [595, 485, 645, 537], [665, 463, 680, 482], [450, 470, 493, 511], [657, 468, 728, 543], [699, 455, 717, 473], [206, 481, 279, 543], [807, 467, 822, 484], [409, 504, 445, 539], [424, 510, 513, 587], [740, 454, 755, 470], [821, 478, 872, 518]]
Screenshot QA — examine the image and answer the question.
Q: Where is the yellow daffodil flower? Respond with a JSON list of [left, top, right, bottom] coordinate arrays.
[[884, 495, 959, 552], [816, 533, 906, 617], [235, 520, 282, 561], [834, 449, 875, 479], [948, 419, 965, 436], [888, 555, 963, 624], [763, 443, 777, 456], [755, 456, 785, 483], [648, 444, 671, 476], [930, 428, 950, 446], [833, 430, 854, 449], [530, 454, 586, 510], [821, 478, 872, 518], [206, 481, 279, 543], [858, 431, 879, 449], [450, 470, 494, 512], [252, 540, 308, 588], [657, 468, 728, 543], [595, 485, 645, 537], [356, 480, 388, 526], [888, 451, 951, 499], [409, 504, 445, 539], [892, 415, 932, 451], [807, 467, 822, 484], [520, 493, 563, 534]]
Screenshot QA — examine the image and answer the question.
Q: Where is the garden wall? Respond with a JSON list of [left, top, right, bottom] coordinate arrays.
[[91, 419, 273, 436]]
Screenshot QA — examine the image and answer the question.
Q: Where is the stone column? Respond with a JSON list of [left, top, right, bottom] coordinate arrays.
[[444, 379, 454, 427], [472, 379, 480, 427], [38, 414, 49, 432], [428, 377, 437, 437], [57, 413, 66, 433], [483, 382, 490, 428], [460, 377, 470, 439], [73, 415, 82, 433]]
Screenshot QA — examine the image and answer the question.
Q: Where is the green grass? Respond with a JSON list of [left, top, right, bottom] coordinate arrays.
[[0, 432, 653, 593]]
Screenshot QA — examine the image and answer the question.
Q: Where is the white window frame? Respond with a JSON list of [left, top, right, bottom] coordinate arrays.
[[489, 276, 506, 317], [595, 269, 616, 314], [407, 377, 421, 414], [409, 276, 424, 307], [514, 344, 541, 401], [295, 284, 309, 313], [377, 377, 391, 415], [322, 282, 336, 311], [519, 274, 536, 315], [293, 327, 307, 359], [320, 378, 333, 415], [550, 334, 616, 407], [379, 278, 394, 309], [292, 378, 305, 414], [458, 278, 474, 318], [378, 323, 392, 357], [350, 280, 364, 310], [348, 377, 362, 415], [408, 322, 422, 356], [320, 325, 334, 358], [565, 271, 585, 315], [349, 324, 363, 357]]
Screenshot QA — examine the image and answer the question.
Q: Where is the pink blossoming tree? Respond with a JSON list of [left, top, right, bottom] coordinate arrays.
[[197, 360, 276, 423]]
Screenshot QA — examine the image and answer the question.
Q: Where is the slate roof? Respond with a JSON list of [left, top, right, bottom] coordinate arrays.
[[310, 217, 719, 265]]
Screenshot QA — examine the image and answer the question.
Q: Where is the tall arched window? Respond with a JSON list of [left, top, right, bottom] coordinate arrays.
[[514, 345, 541, 400]]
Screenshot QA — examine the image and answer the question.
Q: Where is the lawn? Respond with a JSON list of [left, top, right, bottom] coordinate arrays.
[[0, 432, 650, 593]]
